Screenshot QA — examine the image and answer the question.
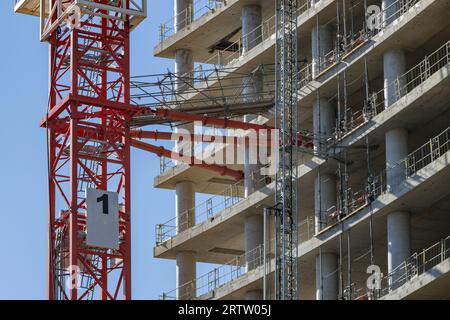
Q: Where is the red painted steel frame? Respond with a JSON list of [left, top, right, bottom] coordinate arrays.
[[39, 0, 311, 302], [46, 0, 133, 300], [130, 130, 273, 146], [131, 139, 244, 180]]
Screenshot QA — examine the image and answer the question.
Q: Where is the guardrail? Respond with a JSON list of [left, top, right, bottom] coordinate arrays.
[[160, 215, 315, 300], [187, 0, 312, 75], [155, 166, 274, 245], [159, 125, 449, 299], [158, 124, 450, 247], [320, 126, 450, 232], [334, 39, 450, 141], [343, 236, 450, 300], [155, 139, 317, 245], [303, 0, 422, 87], [163, 0, 426, 119], [376, 235, 450, 298], [157, 0, 311, 87], [159, 0, 226, 42], [160, 243, 264, 300]]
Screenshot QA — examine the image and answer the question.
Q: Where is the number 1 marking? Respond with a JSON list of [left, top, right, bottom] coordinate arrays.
[[96, 194, 109, 214]]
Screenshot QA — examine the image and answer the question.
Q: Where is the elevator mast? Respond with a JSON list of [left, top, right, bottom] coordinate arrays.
[[274, 0, 299, 300]]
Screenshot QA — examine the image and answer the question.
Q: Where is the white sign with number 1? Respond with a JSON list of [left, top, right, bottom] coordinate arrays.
[[86, 189, 119, 250]]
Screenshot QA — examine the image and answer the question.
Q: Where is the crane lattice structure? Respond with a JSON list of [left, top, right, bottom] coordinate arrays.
[[274, 0, 299, 300], [31, 0, 146, 300], [16, 0, 311, 301]]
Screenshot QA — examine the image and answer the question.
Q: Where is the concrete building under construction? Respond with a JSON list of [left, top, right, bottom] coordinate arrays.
[[13, 0, 450, 300], [153, 0, 450, 300]]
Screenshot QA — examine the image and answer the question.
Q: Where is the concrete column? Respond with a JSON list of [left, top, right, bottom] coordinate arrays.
[[244, 69, 264, 197], [314, 174, 337, 233], [176, 251, 196, 299], [244, 214, 263, 300], [316, 252, 339, 300], [383, 48, 406, 108], [175, 181, 196, 299], [385, 127, 410, 289], [313, 97, 335, 153], [313, 96, 337, 233], [243, 28, 264, 296], [174, 0, 197, 301], [176, 180, 195, 231], [242, 4, 263, 197], [311, 24, 334, 77], [245, 214, 263, 270], [243, 70, 264, 104], [175, 49, 194, 94], [385, 128, 408, 190], [244, 132, 261, 197], [174, 0, 193, 32], [242, 5, 262, 54], [387, 211, 411, 289], [174, 50, 194, 158]]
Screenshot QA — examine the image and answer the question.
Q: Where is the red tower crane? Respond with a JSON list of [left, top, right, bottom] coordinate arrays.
[[15, 0, 147, 300], [15, 0, 313, 301]]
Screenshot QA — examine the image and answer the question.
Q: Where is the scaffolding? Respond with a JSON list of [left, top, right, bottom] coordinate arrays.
[[129, 64, 277, 127], [272, 0, 300, 301]]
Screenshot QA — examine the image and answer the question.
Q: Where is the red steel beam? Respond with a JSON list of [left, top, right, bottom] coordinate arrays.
[[40, 94, 143, 128], [129, 130, 273, 146], [154, 108, 274, 131], [130, 139, 244, 181]]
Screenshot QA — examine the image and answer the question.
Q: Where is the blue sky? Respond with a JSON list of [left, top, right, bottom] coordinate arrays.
[[0, 1, 209, 300]]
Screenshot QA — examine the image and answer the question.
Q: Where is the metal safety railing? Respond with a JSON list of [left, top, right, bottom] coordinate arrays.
[[342, 235, 450, 300], [319, 170, 387, 230], [156, 0, 424, 114], [375, 235, 450, 298], [320, 126, 450, 232], [158, 0, 312, 44], [405, 127, 450, 175], [155, 166, 275, 245], [396, 41, 450, 98], [198, 0, 309, 67], [166, 124, 449, 299], [158, 0, 226, 42], [155, 142, 316, 245], [158, 125, 450, 244], [302, 0, 422, 87], [334, 39, 450, 141], [187, 0, 313, 76], [160, 243, 264, 300], [160, 214, 315, 300], [157, 0, 312, 90]]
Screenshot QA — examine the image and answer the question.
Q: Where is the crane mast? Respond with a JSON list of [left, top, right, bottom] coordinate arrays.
[[274, 0, 299, 300], [41, 0, 146, 300]]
